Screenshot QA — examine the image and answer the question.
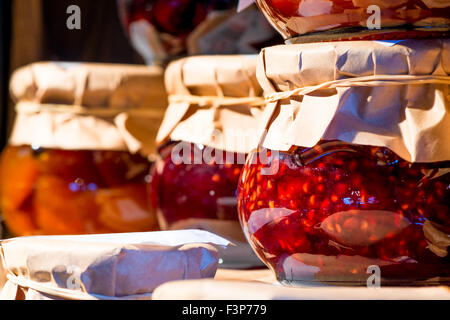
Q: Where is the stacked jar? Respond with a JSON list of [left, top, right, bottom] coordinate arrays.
[[149, 55, 266, 267], [238, 1, 450, 285], [0, 62, 168, 236]]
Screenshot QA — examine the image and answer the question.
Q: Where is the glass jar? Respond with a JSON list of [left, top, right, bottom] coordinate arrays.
[[255, 0, 450, 42], [0, 145, 158, 236], [2, 61, 168, 236], [150, 141, 264, 267], [238, 141, 450, 285]]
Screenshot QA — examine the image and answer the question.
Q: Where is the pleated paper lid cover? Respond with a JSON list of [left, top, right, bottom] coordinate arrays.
[[257, 39, 450, 163], [157, 55, 266, 154], [8, 62, 169, 156], [10, 62, 167, 109]]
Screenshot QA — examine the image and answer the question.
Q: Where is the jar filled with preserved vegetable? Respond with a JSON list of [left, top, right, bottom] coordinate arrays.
[[252, 0, 450, 42], [238, 39, 450, 285], [150, 55, 266, 267], [0, 62, 168, 236]]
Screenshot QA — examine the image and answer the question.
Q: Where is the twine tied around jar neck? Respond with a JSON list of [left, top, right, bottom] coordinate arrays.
[[14, 101, 165, 119], [160, 56, 266, 145], [263, 74, 450, 103], [163, 94, 266, 147], [168, 95, 266, 107]]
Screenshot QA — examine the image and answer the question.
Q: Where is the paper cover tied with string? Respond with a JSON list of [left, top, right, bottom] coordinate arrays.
[[156, 55, 266, 154], [9, 61, 168, 156], [152, 55, 266, 268], [257, 39, 450, 163], [0, 230, 230, 300]]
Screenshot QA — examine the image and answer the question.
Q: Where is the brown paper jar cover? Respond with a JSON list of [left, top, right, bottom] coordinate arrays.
[[257, 39, 450, 163], [156, 55, 266, 155], [9, 61, 168, 155], [10, 61, 167, 110]]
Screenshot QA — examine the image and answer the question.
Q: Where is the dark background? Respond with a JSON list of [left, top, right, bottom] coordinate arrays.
[[40, 0, 142, 63], [0, 1, 12, 149]]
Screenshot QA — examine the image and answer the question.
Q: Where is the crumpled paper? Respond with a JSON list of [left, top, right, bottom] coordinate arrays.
[[257, 39, 450, 163], [10, 62, 167, 110], [156, 55, 265, 154], [9, 62, 168, 156], [0, 230, 230, 300]]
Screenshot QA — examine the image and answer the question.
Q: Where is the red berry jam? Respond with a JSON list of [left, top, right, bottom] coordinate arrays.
[[0, 145, 158, 236], [255, 0, 450, 41], [149, 141, 245, 228], [238, 141, 450, 285]]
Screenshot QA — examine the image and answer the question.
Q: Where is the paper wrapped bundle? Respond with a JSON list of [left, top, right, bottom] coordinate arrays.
[[257, 39, 450, 163], [9, 61, 168, 156], [0, 230, 230, 300]]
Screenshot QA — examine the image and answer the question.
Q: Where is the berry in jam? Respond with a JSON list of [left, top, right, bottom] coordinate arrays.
[[0, 145, 158, 236], [255, 0, 450, 41], [238, 140, 450, 285], [149, 141, 245, 228]]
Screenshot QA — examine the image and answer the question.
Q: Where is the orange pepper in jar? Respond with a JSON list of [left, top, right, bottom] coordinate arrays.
[[0, 145, 159, 236]]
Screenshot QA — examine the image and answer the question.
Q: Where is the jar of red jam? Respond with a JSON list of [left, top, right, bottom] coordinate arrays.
[[149, 55, 266, 267], [253, 0, 450, 42], [238, 40, 450, 285], [0, 62, 168, 236]]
